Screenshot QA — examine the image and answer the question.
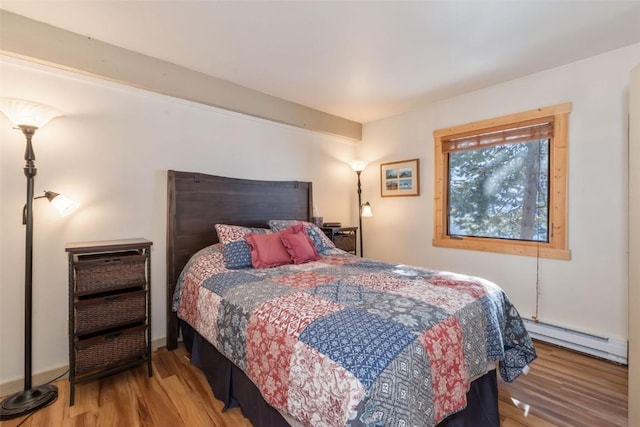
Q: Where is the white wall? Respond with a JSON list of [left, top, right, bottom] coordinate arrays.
[[359, 43, 640, 343], [628, 62, 639, 427], [0, 57, 357, 383]]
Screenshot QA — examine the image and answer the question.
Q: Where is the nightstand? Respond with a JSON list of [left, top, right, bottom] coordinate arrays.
[[65, 238, 152, 406], [321, 226, 357, 254]]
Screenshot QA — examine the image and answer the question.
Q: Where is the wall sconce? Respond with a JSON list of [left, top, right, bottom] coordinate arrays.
[[0, 98, 78, 420], [349, 160, 369, 257]]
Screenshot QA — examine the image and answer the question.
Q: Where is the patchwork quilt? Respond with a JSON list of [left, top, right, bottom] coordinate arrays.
[[174, 245, 536, 427]]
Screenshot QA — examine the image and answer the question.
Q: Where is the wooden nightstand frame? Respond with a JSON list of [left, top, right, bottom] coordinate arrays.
[[320, 226, 358, 255]]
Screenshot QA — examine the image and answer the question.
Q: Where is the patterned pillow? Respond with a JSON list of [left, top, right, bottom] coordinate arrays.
[[280, 223, 320, 264], [215, 224, 270, 269], [245, 229, 293, 268], [268, 220, 336, 252]]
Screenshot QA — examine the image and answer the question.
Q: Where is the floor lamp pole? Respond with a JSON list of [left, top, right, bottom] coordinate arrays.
[[356, 170, 363, 257], [24, 125, 36, 392], [0, 126, 58, 420]]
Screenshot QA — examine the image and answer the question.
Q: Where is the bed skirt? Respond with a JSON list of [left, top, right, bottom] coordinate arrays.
[[181, 321, 500, 427]]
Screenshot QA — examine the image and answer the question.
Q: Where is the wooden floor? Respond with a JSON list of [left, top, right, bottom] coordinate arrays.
[[497, 341, 628, 427], [0, 340, 627, 427]]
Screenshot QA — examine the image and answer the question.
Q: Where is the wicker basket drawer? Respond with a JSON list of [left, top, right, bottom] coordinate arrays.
[[75, 251, 146, 295], [333, 234, 356, 252], [75, 325, 146, 375], [75, 290, 146, 335]]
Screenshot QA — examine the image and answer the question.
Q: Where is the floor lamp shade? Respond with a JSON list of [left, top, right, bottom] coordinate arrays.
[[361, 202, 373, 217], [349, 160, 369, 173], [0, 98, 62, 129], [42, 191, 80, 217], [0, 98, 65, 420]]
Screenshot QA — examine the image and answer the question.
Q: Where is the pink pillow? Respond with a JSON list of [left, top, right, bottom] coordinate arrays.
[[280, 224, 320, 264], [245, 230, 292, 268]]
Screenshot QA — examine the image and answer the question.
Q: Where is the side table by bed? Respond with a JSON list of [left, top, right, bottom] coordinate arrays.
[[320, 226, 357, 254], [65, 238, 152, 406]]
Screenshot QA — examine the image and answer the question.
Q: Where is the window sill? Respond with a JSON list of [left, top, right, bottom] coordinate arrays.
[[432, 236, 571, 260]]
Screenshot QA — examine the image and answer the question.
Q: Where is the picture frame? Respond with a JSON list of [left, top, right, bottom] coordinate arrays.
[[380, 158, 420, 197]]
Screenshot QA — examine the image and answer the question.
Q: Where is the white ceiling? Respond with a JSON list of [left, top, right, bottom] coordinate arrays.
[[2, 1, 640, 123]]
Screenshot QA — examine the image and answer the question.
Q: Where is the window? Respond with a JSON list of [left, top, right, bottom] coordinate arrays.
[[433, 103, 571, 260]]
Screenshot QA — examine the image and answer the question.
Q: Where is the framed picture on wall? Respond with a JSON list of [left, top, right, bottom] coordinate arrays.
[[380, 158, 420, 197]]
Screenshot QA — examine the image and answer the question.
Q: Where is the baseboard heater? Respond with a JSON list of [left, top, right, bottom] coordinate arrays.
[[522, 319, 627, 365]]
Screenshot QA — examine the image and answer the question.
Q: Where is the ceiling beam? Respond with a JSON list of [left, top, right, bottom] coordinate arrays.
[[0, 10, 362, 141]]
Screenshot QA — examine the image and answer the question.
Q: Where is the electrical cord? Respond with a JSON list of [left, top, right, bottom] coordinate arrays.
[[13, 368, 69, 426], [531, 139, 545, 323], [44, 369, 69, 384]]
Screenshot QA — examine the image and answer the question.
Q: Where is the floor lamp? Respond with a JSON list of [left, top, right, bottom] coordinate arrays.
[[349, 160, 373, 257], [0, 98, 77, 420]]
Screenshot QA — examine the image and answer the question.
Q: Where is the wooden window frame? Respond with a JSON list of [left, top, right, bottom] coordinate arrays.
[[433, 103, 571, 260]]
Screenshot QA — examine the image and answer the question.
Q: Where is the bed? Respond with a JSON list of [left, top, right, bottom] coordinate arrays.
[[166, 170, 536, 427]]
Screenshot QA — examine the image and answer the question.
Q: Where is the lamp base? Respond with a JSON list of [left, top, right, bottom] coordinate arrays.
[[0, 384, 58, 420]]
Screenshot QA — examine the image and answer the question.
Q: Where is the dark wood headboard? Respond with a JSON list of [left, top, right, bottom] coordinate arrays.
[[166, 170, 313, 349]]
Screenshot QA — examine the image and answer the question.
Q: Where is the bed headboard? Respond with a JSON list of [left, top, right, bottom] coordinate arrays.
[[166, 170, 313, 349]]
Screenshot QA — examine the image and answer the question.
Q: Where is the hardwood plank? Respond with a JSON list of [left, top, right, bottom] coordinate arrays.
[[0, 340, 627, 426], [497, 340, 628, 427]]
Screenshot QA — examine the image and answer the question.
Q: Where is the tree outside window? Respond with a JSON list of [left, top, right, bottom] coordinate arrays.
[[433, 103, 571, 260]]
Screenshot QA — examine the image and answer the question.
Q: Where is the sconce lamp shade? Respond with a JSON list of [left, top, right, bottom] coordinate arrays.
[[0, 98, 63, 129], [361, 202, 373, 217], [44, 191, 80, 216], [349, 160, 369, 172]]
